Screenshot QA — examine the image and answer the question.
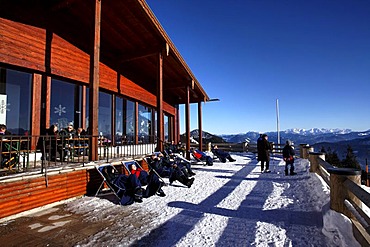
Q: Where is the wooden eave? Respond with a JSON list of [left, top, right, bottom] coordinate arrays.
[[0, 0, 210, 105]]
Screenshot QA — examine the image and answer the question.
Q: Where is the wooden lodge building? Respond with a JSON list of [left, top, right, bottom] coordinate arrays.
[[0, 0, 211, 218]]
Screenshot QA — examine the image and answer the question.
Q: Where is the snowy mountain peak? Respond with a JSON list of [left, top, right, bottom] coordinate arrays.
[[284, 128, 352, 135]]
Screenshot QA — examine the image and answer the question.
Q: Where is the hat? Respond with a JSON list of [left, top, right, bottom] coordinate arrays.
[[286, 140, 292, 145]]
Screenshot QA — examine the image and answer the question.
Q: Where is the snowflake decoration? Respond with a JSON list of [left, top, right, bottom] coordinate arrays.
[[54, 104, 66, 116]]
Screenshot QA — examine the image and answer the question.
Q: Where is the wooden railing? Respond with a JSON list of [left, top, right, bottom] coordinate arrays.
[[0, 135, 157, 177], [192, 142, 298, 156], [309, 152, 370, 246]]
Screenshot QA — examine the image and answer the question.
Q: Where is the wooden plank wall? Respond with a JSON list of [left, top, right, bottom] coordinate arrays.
[[0, 18, 175, 116], [0, 160, 149, 219], [0, 168, 102, 219]]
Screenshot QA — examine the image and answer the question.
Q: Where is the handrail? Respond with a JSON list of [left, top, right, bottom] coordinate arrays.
[[0, 134, 159, 178], [309, 152, 370, 246]]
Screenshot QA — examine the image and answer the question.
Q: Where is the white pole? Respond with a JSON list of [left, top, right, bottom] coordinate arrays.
[[276, 99, 280, 145]]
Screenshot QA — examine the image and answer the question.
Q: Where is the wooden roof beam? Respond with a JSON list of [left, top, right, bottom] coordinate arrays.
[[119, 43, 169, 63]]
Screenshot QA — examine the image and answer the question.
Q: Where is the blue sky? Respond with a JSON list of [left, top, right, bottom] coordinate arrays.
[[146, 0, 370, 135]]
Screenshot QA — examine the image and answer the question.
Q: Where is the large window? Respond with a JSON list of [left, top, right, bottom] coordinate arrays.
[[50, 79, 82, 130], [115, 96, 123, 143], [164, 114, 169, 142], [125, 100, 135, 143], [0, 68, 31, 135], [138, 104, 152, 144], [98, 91, 112, 139]]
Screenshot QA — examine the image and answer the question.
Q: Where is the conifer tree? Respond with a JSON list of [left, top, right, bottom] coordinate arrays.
[[341, 145, 360, 169], [325, 147, 341, 167]]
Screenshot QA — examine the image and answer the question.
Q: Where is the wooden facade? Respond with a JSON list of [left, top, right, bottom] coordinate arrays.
[[0, 0, 211, 217], [0, 0, 210, 154]]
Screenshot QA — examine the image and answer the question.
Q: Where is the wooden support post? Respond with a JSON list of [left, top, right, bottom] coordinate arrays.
[[175, 105, 180, 144], [185, 85, 190, 160], [302, 145, 313, 159], [327, 168, 362, 218], [31, 73, 42, 149], [299, 144, 308, 158], [309, 152, 325, 173], [156, 51, 164, 151], [88, 0, 101, 161], [198, 101, 202, 151]]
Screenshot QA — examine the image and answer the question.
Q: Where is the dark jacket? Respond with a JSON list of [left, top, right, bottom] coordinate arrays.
[[283, 144, 295, 164], [257, 138, 271, 161]]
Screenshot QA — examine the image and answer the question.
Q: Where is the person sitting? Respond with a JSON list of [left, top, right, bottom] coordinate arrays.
[[102, 165, 144, 204], [42, 124, 60, 161], [0, 124, 15, 168], [163, 147, 195, 176], [211, 145, 236, 162], [191, 148, 213, 166], [148, 153, 194, 188], [75, 127, 88, 156], [59, 124, 77, 161], [165, 140, 186, 157], [165, 140, 177, 154], [76, 127, 87, 136], [0, 124, 11, 136], [128, 163, 166, 197]]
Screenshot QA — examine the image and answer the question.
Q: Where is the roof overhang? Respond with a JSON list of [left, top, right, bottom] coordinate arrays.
[[0, 0, 210, 105]]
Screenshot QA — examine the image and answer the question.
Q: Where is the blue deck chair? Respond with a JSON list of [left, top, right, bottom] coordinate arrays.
[[95, 163, 141, 205], [95, 163, 125, 204], [190, 149, 213, 166], [122, 160, 166, 198]]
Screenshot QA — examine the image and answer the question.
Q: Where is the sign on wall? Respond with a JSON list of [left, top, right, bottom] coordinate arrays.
[[0, 94, 7, 124]]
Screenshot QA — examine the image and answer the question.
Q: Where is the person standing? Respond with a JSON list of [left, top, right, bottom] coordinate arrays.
[[257, 134, 272, 173], [282, 140, 296, 175]]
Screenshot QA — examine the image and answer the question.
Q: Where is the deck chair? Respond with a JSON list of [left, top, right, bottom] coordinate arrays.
[[122, 160, 166, 197], [95, 163, 139, 205], [142, 157, 167, 185], [95, 164, 125, 203], [122, 160, 136, 174], [190, 149, 213, 166]]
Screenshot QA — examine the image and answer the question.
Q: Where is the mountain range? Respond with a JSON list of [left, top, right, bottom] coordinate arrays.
[[182, 128, 370, 169]]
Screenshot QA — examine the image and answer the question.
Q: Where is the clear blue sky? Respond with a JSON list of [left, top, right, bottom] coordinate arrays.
[[146, 0, 370, 135]]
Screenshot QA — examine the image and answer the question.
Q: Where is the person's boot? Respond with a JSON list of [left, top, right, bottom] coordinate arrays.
[[134, 187, 143, 203], [228, 156, 236, 162], [285, 169, 288, 176], [186, 177, 195, 188], [290, 168, 297, 175], [156, 188, 166, 197], [189, 171, 196, 176]]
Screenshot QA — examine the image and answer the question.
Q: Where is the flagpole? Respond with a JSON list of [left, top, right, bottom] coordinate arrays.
[[276, 99, 280, 145]]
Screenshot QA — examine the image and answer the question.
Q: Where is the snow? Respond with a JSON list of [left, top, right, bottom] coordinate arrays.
[[65, 153, 363, 246]]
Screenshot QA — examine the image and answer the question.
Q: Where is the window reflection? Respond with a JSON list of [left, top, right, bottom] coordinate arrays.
[[50, 79, 82, 130], [164, 114, 169, 142], [98, 91, 112, 141], [0, 68, 31, 135], [138, 104, 152, 144], [125, 100, 135, 143], [115, 97, 123, 144]]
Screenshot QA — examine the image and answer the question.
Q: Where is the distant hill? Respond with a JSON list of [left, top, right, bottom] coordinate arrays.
[[180, 129, 226, 144], [182, 128, 370, 169]]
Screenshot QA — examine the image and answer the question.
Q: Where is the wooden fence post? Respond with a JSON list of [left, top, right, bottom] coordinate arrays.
[[309, 152, 325, 173], [299, 144, 309, 158], [302, 145, 314, 159], [327, 168, 362, 218]]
